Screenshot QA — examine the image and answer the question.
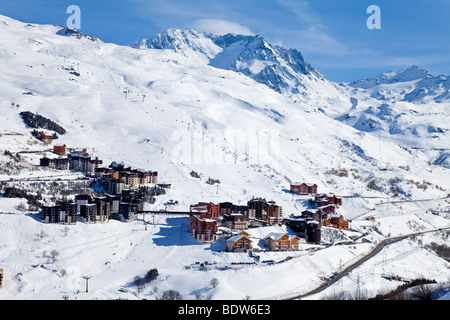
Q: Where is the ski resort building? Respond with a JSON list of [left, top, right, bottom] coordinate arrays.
[[317, 204, 336, 215], [290, 182, 318, 194], [115, 202, 137, 222], [80, 203, 97, 223], [190, 202, 220, 218], [264, 233, 300, 251], [306, 221, 321, 244], [41, 202, 77, 225], [284, 216, 322, 244], [100, 177, 125, 195], [222, 213, 249, 230], [40, 156, 70, 170], [301, 209, 327, 226], [226, 231, 253, 252], [314, 193, 342, 207], [109, 162, 158, 186], [37, 133, 53, 144], [68, 154, 103, 174], [53, 144, 66, 156], [93, 196, 111, 223], [247, 198, 282, 223], [42, 188, 147, 225], [219, 202, 249, 216], [189, 214, 217, 243], [326, 214, 351, 230]]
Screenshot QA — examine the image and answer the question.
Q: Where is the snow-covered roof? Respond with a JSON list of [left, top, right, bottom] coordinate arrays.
[[286, 216, 308, 221], [227, 234, 251, 243], [315, 193, 336, 198], [318, 204, 335, 209], [302, 209, 320, 213], [264, 232, 287, 241], [291, 182, 317, 186]]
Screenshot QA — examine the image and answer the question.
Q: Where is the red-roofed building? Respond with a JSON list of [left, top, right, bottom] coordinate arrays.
[[315, 193, 342, 207], [190, 202, 220, 219], [38, 133, 53, 144], [53, 144, 66, 156], [326, 214, 350, 230], [317, 204, 336, 215]]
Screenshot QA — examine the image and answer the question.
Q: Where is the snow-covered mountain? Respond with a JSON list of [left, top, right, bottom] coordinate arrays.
[[1, 16, 437, 202], [132, 29, 450, 169], [0, 13, 447, 206], [337, 66, 450, 168], [0, 14, 449, 300], [349, 65, 433, 90], [349, 65, 450, 104], [132, 28, 324, 93], [132, 29, 350, 115]]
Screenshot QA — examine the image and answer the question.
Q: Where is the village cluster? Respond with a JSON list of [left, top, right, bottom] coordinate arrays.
[[189, 183, 350, 252], [37, 139, 352, 253], [38, 140, 164, 222]]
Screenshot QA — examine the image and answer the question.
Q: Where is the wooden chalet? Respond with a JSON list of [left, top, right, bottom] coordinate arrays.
[[264, 233, 300, 251], [290, 182, 318, 195], [314, 193, 342, 207], [317, 204, 336, 215], [37, 133, 53, 144], [53, 144, 66, 156], [326, 214, 350, 230], [226, 231, 252, 252]]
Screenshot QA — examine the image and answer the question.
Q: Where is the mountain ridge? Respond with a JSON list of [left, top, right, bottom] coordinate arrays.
[[0, 13, 449, 301], [133, 28, 450, 107], [131, 28, 328, 96]]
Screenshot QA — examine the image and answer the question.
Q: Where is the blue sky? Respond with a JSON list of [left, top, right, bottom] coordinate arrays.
[[1, 0, 449, 82]]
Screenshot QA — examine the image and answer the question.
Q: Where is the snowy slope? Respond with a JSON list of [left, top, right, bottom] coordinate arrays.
[[0, 14, 449, 300], [2, 14, 447, 206], [133, 30, 450, 171], [349, 65, 450, 104], [132, 28, 352, 116], [336, 66, 450, 168]]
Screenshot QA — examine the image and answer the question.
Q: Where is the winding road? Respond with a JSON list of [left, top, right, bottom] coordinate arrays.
[[280, 226, 450, 300]]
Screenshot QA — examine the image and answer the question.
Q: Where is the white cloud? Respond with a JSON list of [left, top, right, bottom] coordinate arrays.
[[190, 19, 253, 36], [275, 0, 349, 56], [276, 0, 319, 26], [298, 24, 348, 56]]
